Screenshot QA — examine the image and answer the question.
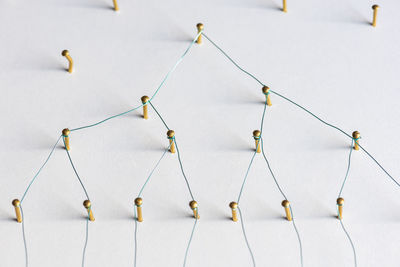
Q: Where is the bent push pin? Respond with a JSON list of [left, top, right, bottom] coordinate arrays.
[[61, 50, 73, 73]]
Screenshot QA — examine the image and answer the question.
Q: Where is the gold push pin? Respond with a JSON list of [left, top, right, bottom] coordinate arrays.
[[352, 131, 361, 151], [229, 202, 238, 222], [372, 5, 380, 27], [262, 86, 272, 106], [167, 130, 176, 153], [141, 96, 150, 119], [337, 198, 344, 219], [196, 23, 204, 44], [253, 130, 261, 153], [281, 200, 292, 221], [62, 128, 71, 151], [282, 0, 287, 12], [135, 197, 143, 222], [61, 50, 73, 73], [113, 0, 119, 11], [189, 200, 200, 219], [83, 200, 95, 221], [12, 199, 22, 223]]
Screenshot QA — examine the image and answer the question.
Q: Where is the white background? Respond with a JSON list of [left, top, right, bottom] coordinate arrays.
[[1, 0, 399, 266]]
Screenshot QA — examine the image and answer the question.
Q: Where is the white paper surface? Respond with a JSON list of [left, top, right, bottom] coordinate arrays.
[[1, 0, 399, 266]]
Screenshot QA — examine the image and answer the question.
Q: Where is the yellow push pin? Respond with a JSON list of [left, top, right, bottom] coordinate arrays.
[[61, 50, 73, 73], [113, 0, 119, 11], [83, 200, 95, 221], [141, 96, 150, 120], [282, 0, 287, 12], [352, 131, 361, 151], [135, 197, 143, 222], [189, 200, 200, 219], [167, 130, 176, 153], [337, 198, 344, 219], [253, 130, 261, 153], [372, 5, 380, 27], [62, 128, 71, 151], [262, 86, 272, 106], [229, 202, 238, 222], [196, 23, 204, 44], [281, 200, 292, 221], [12, 199, 22, 223]]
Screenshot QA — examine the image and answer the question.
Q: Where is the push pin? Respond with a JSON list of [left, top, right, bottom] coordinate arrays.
[[113, 0, 119, 11], [141, 96, 150, 119], [253, 130, 261, 153], [196, 23, 204, 44], [229, 202, 238, 222], [167, 130, 176, 153], [61, 50, 73, 73], [372, 5, 380, 27], [12, 199, 22, 223], [83, 200, 95, 221], [189, 200, 200, 219], [352, 131, 361, 151], [262, 86, 272, 106], [135, 197, 143, 222], [62, 128, 71, 151], [337, 198, 344, 219], [281, 200, 292, 221], [282, 0, 287, 12]]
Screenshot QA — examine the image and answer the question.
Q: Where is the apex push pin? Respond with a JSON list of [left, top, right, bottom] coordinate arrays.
[[196, 23, 204, 44], [61, 50, 74, 73], [83, 200, 95, 221], [352, 131, 361, 151], [281, 200, 292, 221], [12, 199, 22, 223], [229, 202, 238, 222], [262, 86, 272, 106], [62, 128, 71, 151], [141, 96, 150, 120], [337, 198, 344, 219], [189, 200, 200, 219], [282, 0, 287, 12], [135, 197, 143, 222], [113, 0, 119, 11], [372, 5, 380, 27], [253, 130, 261, 153], [167, 130, 176, 154]]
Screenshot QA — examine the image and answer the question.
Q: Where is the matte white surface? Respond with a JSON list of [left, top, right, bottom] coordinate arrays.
[[1, 0, 400, 266]]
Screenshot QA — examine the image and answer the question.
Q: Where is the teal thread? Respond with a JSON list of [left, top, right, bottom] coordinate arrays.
[[69, 31, 202, 132], [237, 207, 256, 267], [183, 208, 199, 267], [148, 101, 170, 130], [82, 210, 90, 267], [338, 140, 354, 198], [337, 206, 357, 267]]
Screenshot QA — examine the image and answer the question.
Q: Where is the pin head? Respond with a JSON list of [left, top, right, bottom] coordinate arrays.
[[141, 96, 150, 104], [167, 130, 175, 138], [352, 131, 360, 139], [262, 86, 270, 94], [135, 197, 143, 206], [83, 200, 91, 208], [189, 200, 198, 210], [61, 50, 69, 57], [62, 128, 70, 137], [229, 202, 238, 209], [372, 4, 379, 9], [12, 199, 20, 207], [196, 23, 204, 31], [337, 198, 344, 205], [281, 200, 290, 207], [253, 130, 261, 138]]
